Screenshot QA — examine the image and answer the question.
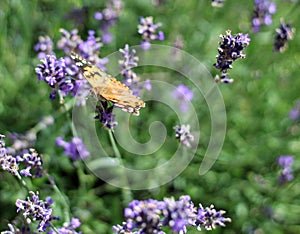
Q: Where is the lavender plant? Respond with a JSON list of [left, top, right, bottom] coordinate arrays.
[[119, 44, 152, 96], [113, 196, 231, 233], [2, 0, 299, 233], [94, 0, 123, 44], [277, 155, 294, 185], [34, 28, 116, 126], [35, 27, 109, 102], [94, 101, 118, 130], [137, 16, 165, 50], [35, 54, 71, 100], [0, 135, 43, 178], [252, 0, 276, 33], [16, 191, 60, 232], [47, 217, 82, 234], [172, 84, 194, 113], [56, 137, 90, 161], [273, 20, 295, 52], [289, 101, 300, 121], [173, 124, 194, 148], [214, 30, 251, 83], [34, 35, 54, 59], [0, 133, 82, 233]]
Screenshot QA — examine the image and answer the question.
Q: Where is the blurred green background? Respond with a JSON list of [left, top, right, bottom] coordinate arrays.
[[0, 0, 300, 233]]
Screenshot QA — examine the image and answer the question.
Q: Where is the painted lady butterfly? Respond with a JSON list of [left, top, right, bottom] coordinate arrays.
[[70, 52, 145, 116]]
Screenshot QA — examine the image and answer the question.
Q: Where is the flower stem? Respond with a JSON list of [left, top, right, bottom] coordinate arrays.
[[108, 130, 133, 204], [50, 223, 59, 234], [16, 172, 29, 192], [45, 171, 71, 222], [108, 130, 122, 159]]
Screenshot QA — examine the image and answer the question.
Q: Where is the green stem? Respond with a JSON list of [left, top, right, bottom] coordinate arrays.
[[108, 130, 122, 159], [108, 130, 133, 204], [76, 160, 89, 192], [49, 222, 59, 234], [16, 172, 29, 192], [45, 171, 70, 222], [22, 95, 74, 139]]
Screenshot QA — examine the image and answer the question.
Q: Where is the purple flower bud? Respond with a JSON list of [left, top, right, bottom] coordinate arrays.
[[94, 101, 118, 130], [16, 191, 60, 232], [172, 85, 194, 112], [277, 155, 294, 168], [118, 44, 150, 97], [274, 20, 295, 52], [113, 196, 231, 233], [174, 124, 194, 148], [277, 155, 294, 185], [138, 16, 165, 50], [56, 137, 90, 161], [94, 11, 103, 20], [252, 0, 276, 33], [213, 30, 250, 83]]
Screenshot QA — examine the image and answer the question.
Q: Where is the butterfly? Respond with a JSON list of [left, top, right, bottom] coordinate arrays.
[[70, 52, 145, 116]]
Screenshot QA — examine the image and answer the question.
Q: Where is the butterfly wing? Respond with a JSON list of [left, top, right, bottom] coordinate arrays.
[[71, 52, 108, 86], [93, 78, 145, 115], [70, 52, 145, 115]]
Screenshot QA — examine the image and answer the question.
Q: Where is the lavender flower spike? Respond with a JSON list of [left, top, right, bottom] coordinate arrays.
[[161, 195, 197, 233], [47, 217, 82, 234], [35, 54, 73, 100], [138, 16, 164, 50], [0, 134, 44, 178], [34, 35, 54, 59], [57, 28, 83, 54], [94, 101, 118, 130], [196, 204, 231, 230], [252, 0, 276, 33], [113, 196, 231, 233], [172, 84, 194, 112], [277, 155, 294, 185], [56, 136, 90, 161], [119, 44, 150, 96], [18, 148, 44, 178], [174, 124, 194, 148], [274, 19, 295, 52], [214, 30, 250, 83], [94, 0, 123, 44], [16, 191, 60, 232], [0, 134, 19, 176], [289, 101, 300, 121]]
